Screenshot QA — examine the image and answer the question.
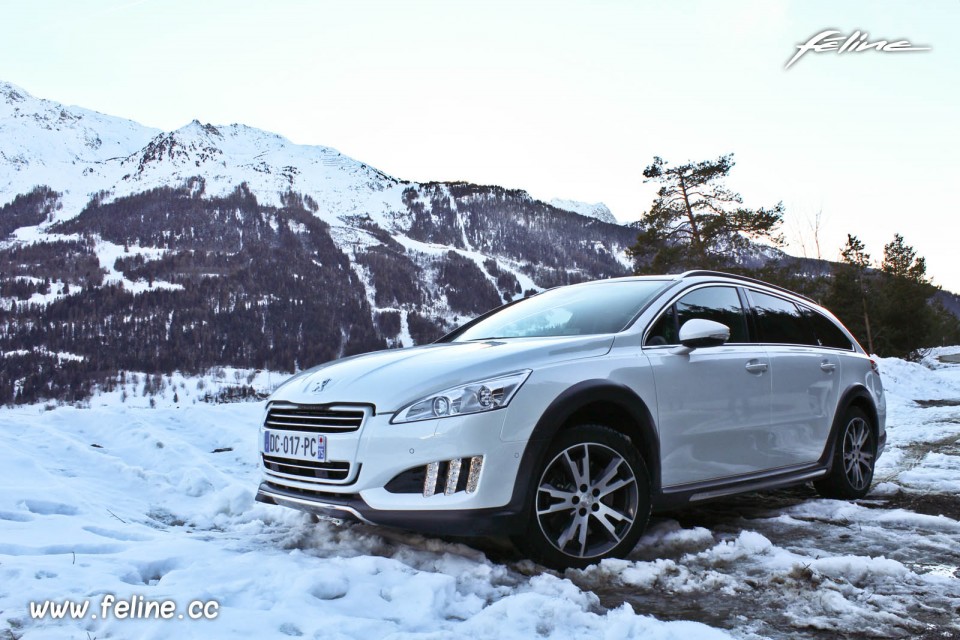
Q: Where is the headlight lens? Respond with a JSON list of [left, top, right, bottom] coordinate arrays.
[[391, 370, 531, 424]]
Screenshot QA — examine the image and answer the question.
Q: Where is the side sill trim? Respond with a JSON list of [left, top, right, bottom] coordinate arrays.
[[652, 463, 830, 510], [687, 469, 827, 502]]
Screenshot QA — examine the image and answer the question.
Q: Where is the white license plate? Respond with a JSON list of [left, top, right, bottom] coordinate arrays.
[[263, 430, 327, 462]]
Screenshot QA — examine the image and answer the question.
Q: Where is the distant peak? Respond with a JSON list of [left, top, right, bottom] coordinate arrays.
[[0, 80, 31, 103], [184, 119, 221, 136], [548, 198, 618, 224]]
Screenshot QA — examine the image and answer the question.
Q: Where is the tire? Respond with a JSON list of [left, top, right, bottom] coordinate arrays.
[[815, 406, 876, 500], [512, 424, 651, 570]]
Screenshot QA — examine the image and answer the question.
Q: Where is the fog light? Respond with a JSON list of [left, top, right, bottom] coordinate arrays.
[[423, 461, 440, 497], [466, 456, 483, 493], [444, 458, 462, 495]]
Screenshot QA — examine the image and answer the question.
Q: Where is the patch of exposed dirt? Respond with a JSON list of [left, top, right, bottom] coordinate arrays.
[[864, 488, 960, 521], [573, 484, 960, 639], [878, 432, 960, 484], [914, 399, 960, 408]]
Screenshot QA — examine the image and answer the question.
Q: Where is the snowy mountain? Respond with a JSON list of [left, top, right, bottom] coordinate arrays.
[[0, 80, 406, 224], [0, 82, 156, 216], [0, 81, 639, 404], [549, 198, 618, 224]]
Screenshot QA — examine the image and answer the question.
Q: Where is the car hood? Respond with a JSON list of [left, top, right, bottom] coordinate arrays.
[[269, 334, 615, 412]]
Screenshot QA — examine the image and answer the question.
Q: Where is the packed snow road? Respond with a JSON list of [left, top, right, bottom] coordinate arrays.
[[2, 351, 959, 639]]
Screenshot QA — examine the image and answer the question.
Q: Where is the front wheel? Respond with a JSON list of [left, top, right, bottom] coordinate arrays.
[[512, 424, 651, 570], [815, 407, 876, 500]]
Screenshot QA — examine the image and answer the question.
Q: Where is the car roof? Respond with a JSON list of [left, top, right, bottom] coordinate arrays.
[[676, 270, 817, 304], [568, 270, 816, 305]]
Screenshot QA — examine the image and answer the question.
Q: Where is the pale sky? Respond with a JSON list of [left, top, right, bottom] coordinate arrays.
[[2, 1, 958, 289]]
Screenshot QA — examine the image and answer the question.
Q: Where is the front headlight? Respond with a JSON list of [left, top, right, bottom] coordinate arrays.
[[391, 370, 532, 424]]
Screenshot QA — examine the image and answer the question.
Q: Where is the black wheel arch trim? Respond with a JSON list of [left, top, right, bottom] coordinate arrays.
[[509, 380, 661, 511], [819, 384, 881, 469]]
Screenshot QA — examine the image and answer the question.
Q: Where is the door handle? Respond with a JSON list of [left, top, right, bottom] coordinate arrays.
[[820, 361, 837, 372], [745, 361, 768, 373]]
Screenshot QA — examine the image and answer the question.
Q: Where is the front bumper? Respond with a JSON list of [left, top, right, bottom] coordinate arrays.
[[257, 404, 529, 534], [255, 481, 526, 535]]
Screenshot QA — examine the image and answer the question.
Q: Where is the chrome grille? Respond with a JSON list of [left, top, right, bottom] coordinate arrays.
[[265, 403, 366, 433]]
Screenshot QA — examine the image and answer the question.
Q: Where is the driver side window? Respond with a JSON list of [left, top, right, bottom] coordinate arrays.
[[646, 286, 749, 346]]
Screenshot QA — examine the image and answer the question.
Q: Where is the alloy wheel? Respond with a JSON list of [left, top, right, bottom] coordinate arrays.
[[535, 442, 639, 559], [842, 416, 874, 491]]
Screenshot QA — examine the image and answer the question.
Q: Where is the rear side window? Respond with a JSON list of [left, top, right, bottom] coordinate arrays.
[[801, 307, 854, 350], [749, 290, 816, 346], [646, 286, 748, 345]]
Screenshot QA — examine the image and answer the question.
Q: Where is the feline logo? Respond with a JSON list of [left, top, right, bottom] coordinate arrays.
[[786, 30, 931, 69]]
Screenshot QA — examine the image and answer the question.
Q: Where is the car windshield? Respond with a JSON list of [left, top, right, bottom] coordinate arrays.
[[452, 280, 669, 341]]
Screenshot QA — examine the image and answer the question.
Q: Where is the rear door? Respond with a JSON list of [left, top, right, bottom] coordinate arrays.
[[745, 289, 843, 466], [644, 285, 773, 487]]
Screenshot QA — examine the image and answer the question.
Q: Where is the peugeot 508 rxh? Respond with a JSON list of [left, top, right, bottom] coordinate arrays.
[[256, 270, 885, 569]]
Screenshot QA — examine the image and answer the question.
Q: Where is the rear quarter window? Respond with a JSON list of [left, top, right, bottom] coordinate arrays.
[[801, 307, 854, 350], [748, 290, 817, 346]]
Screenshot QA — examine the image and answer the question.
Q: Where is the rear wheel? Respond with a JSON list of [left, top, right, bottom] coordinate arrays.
[[513, 424, 651, 569], [815, 407, 876, 499]]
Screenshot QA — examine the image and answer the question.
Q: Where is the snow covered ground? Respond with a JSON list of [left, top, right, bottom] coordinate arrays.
[[2, 349, 960, 639]]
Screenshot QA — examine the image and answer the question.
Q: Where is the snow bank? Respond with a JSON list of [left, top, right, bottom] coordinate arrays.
[[0, 402, 733, 639], [4, 350, 960, 638]]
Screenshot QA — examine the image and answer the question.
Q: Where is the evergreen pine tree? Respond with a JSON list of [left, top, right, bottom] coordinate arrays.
[[628, 154, 784, 272], [825, 234, 875, 353], [875, 234, 938, 357]]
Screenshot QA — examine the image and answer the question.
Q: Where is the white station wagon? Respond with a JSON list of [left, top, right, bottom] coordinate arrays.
[[256, 271, 886, 568]]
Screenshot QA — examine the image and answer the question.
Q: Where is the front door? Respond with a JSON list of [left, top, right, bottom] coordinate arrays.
[[643, 285, 773, 487]]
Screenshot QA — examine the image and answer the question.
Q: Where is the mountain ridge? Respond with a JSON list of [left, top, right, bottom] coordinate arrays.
[[0, 81, 642, 404]]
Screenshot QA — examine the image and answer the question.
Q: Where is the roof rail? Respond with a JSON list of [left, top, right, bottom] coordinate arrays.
[[677, 270, 816, 304]]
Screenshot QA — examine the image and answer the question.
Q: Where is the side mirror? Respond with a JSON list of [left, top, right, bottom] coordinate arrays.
[[672, 319, 730, 354]]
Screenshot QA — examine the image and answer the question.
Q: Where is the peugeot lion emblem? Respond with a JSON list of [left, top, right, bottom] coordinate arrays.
[[311, 378, 332, 394]]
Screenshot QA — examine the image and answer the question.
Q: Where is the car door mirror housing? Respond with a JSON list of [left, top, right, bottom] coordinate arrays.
[[677, 319, 731, 351]]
